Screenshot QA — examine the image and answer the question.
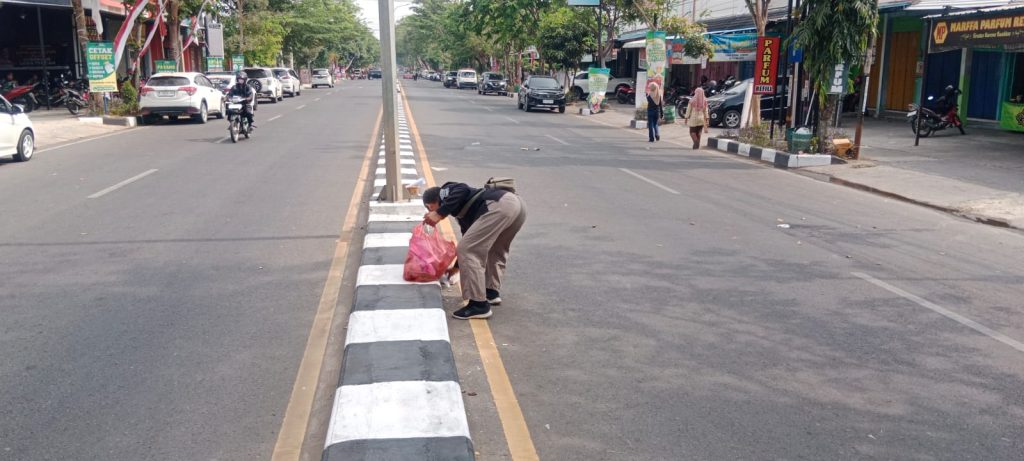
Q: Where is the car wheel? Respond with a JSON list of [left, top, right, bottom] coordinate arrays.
[[573, 87, 585, 101], [215, 100, 225, 119], [559, 105, 566, 114], [277, 91, 283, 101], [142, 114, 158, 125], [723, 109, 741, 129], [193, 102, 208, 124], [524, 100, 532, 112], [517, 98, 524, 110], [13, 129, 34, 162], [270, 94, 278, 104]]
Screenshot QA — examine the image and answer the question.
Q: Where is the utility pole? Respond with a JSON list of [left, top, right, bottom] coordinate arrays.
[[598, 0, 605, 68], [378, 0, 403, 202]]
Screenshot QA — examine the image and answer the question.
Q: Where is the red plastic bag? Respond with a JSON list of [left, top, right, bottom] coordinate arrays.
[[403, 224, 457, 282]]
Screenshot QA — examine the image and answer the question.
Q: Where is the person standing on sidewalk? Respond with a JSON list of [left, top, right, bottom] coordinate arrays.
[[647, 81, 663, 142], [423, 182, 527, 320], [684, 87, 711, 149]]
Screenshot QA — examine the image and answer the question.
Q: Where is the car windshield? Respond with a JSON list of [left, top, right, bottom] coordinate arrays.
[[313, 70, 329, 75], [209, 78, 232, 88], [460, 72, 475, 78], [722, 81, 749, 96], [447, 72, 457, 77], [529, 78, 559, 89], [488, 74, 504, 80], [148, 76, 190, 87], [244, 69, 268, 78], [273, 70, 288, 77]]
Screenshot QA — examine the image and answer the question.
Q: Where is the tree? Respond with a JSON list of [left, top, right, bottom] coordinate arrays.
[[744, 0, 771, 126], [791, 0, 878, 148], [538, 6, 596, 87]]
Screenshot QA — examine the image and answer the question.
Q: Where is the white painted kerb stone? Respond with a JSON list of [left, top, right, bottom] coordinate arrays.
[[357, 264, 438, 286], [363, 233, 412, 248], [345, 309, 450, 345], [325, 381, 470, 445]]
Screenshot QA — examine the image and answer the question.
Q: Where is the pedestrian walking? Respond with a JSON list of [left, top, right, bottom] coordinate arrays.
[[647, 81, 663, 142], [423, 181, 526, 320], [684, 87, 711, 149]]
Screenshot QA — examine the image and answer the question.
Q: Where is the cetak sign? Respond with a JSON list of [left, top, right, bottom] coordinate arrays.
[[753, 36, 780, 94], [85, 41, 117, 93]]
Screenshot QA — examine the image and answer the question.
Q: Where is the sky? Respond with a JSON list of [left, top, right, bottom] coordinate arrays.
[[354, 0, 417, 39]]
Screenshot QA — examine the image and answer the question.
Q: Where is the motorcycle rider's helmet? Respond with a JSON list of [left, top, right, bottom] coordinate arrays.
[[236, 72, 248, 86]]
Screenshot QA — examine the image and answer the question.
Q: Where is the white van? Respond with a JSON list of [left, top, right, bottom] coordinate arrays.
[[457, 69, 477, 90]]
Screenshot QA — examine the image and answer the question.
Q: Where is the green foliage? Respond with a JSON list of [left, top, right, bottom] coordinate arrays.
[[118, 80, 139, 115], [538, 6, 596, 71], [792, 0, 878, 102]]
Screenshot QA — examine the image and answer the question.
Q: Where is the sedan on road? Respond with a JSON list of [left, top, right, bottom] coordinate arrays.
[[312, 68, 334, 88], [273, 68, 302, 97], [0, 94, 34, 162], [478, 72, 508, 96], [140, 72, 226, 124], [517, 75, 566, 113]]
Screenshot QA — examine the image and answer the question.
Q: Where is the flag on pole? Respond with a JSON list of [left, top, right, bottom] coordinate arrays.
[[113, 0, 151, 70]]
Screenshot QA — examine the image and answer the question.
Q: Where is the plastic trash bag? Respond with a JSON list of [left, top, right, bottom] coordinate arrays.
[[403, 224, 457, 282]]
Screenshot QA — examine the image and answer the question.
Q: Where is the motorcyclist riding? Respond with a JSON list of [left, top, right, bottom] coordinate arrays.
[[935, 84, 961, 122], [229, 72, 256, 128]]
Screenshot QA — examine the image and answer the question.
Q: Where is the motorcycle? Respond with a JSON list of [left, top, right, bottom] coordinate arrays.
[[64, 84, 89, 115], [2, 84, 39, 113], [226, 95, 254, 143], [616, 84, 635, 105], [908, 87, 965, 137], [665, 85, 691, 116]]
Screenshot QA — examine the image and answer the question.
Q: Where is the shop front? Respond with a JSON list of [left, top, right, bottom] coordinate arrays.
[[928, 6, 1024, 132]]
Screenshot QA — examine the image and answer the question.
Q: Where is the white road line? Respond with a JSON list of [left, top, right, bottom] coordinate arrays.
[[325, 381, 470, 444], [315, 98, 322, 101], [268, 115, 282, 122], [217, 136, 231, 143], [357, 264, 439, 286], [618, 168, 681, 195], [852, 272, 1024, 353], [545, 134, 570, 145], [296, 104, 306, 110], [88, 169, 159, 199], [345, 309, 450, 344], [503, 116, 520, 124], [363, 232, 413, 248], [483, 106, 494, 112]]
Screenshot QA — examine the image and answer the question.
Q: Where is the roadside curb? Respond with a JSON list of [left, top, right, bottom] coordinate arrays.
[[707, 137, 843, 168], [322, 102, 475, 461]]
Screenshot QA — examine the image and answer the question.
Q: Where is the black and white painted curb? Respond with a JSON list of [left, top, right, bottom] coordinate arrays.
[[707, 137, 839, 168], [322, 102, 475, 460]]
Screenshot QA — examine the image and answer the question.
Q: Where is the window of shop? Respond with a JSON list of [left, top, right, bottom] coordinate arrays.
[[0, 5, 76, 84], [1009, 53, 1024, 104]]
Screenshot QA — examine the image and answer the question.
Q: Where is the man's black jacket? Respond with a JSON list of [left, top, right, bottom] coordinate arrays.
[[435, 182, 509, 234]]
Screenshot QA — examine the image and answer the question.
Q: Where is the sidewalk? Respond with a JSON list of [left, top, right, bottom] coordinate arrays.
[[586, 102, 1024, 230], [28, 108, 131, 151]]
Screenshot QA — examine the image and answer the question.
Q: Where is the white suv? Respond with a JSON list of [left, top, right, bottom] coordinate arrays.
[[0, 95, 35, 162], [457, 69, 477, 89], [242, 67, 283, 102], [570, 70, 635, 100], [312, 68, 334, 88], [140, 72, 226, 124], [273, 67, 301, 97]]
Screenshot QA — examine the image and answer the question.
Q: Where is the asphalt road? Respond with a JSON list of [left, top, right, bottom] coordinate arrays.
[[403, 80, 1024, 460], [0, 84, 379, 460]]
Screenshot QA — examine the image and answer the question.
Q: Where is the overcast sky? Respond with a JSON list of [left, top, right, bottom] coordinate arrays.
[[354, 0, 417, 38]]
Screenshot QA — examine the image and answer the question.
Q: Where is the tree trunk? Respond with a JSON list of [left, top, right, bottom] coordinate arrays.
[[168, 0, 182, 70], [71, 0, 89, 78]]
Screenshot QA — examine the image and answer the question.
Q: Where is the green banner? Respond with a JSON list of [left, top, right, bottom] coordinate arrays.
[[1000, 102, 1024, 132], [645, 31, 667, 105], [232, 54, 245, 72], [586, 67, 610, 113], [207, 57, 224, 72], [155, 60, 177, 73], [86, 41, 117, 93]]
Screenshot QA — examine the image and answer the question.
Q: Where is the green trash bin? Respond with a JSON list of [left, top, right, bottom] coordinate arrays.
[[663, 105, 676, 123], [789, 127, 812, 153]]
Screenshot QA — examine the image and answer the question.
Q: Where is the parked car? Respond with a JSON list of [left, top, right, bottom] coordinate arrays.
[[443, 71, 458, 88], [0, 95, 35, 162], [478, 72, 508, 96], [349, 69, 364, 80], [312, 68, 334, 88], [456, 69, 477, 89], [273, 67, 302, 97], [368, 69, 383, 79], [241, 67, 283, 102], [570, 70, 635, 100], [517, 75, 566, 113], [139, 72, 226, 124], [706, 78, 788, 129], [206, 72, 237, 95]]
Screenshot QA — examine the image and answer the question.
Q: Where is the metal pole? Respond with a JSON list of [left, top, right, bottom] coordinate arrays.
[[37, 7, 52, 110], [914, 18, 931, 147], [598, 0, 605, 68], [853, 0, 879, 159], [378, 0, 403, 202]]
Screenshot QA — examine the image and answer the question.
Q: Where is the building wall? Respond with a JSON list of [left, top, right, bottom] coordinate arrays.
[[676, 0, 750, 21]]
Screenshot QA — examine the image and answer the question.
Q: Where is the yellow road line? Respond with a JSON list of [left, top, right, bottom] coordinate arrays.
[[401, 90, 540, 461], [270, 108, 383, 461]]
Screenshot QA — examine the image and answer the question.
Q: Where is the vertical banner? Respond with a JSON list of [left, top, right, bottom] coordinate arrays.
[[86, 41, 118, 93], [232, 54, 245, 72], [645, 31, 667, 101], [155, 60, 177, 73], [587, 67, 610, 113], [635, 71, 648, 111], [754, 36, 780, 94], [206, 57, 224, 72], [828, 63, 847, 94]]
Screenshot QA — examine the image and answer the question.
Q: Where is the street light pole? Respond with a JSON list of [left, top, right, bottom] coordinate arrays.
[[378, 0, 403, 202]]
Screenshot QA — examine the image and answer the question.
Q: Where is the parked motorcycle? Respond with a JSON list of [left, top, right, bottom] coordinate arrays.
[[2, 84, 39, 113], [908, 86, 964, 137], [226, 95, 254, 143], [616, 84, 635, 105]]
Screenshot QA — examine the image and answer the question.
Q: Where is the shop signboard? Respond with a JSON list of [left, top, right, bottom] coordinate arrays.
[[86, 41, 117, 93], [753, 36, 780, 95], [587, 67, 610, 113], [207, 57, 224, 72], [232, 54, 245, 72], [930, 12, 1024, 50], [708, 33, 757, 62], [1000, 102, 1024, 132], [828, 63, 847, 95], [155, 60, 177, 73], [645, 31, 667, 100]]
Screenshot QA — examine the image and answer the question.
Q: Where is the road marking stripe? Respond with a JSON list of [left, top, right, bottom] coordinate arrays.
[[357, 264, 439, 286], [345, 309, 450, 345], [503, 116, 520, 124], [484, 106, 494, 112], [36, 125, 150, 154], [296, 104, 306, 110], [852, 272, 1024, 353], [325, 381, 470, 444], [269, 107, 382, 461], [315, 98, 322, 101], [268, 115, 282, 122], [400, 87, 540, 461], [87, 169, 158, 198], [545, 134, 569, 145], [618, 168, 681, 195], [362, 233, 412, 248]]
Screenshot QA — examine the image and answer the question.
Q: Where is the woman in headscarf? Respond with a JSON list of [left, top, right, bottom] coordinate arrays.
[[684, 87, 710, 149], [646, 81, 663, 142]]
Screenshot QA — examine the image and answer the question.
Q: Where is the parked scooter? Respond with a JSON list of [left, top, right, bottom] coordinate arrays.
[[1, 84, 39, 113], [616, 84, 635, 105], [908, 85, 965, 137]]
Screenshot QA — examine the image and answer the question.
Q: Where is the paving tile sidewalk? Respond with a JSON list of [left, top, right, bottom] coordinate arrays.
[[583, 102, 1024, 230], [28, 109, 130, 151]]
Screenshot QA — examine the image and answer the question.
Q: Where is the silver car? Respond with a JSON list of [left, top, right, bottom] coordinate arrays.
[[242, 67, 283, 103], [272, 67, 301, 97], [312, 68, 334, 88]]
